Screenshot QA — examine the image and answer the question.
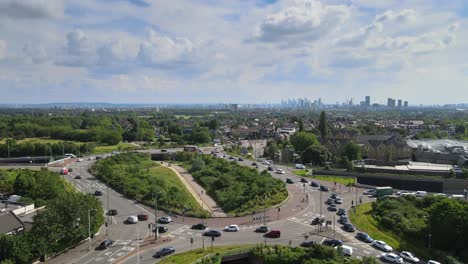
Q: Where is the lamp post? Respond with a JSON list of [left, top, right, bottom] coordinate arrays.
[[88, 209, 97, 251]]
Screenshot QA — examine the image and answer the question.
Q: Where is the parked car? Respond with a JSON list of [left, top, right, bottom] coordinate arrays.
[[322, 239, 343, 247], [356, 232, 374, 243], [96, 239, 113, 250], [94, 190, 103, 196], [138, 214, 149, 221], [372, 240, 393, 252], [400, 251, 420, 263], [311, 217, 325, 225], [154, 226, 168, 233], [325, 198, 334, 205], [310, 181, 320, 187], [203, 230, 222, 237], [331, 193, 338, 199], [300, 240, 315, 248], [286, 178, 294, 184], [255, 226, 269, 233], [343, 223, 356, 232], [153, 247, 175, 258], [337, 208, 346, 216], [191, 223, 207, 230], [328, 205, 338, 212], [339, 245, 353, 257], [74, 175, 82, 179], [320, 185, 329, 192], [340, 216, 350, 224], [276, 169, 285, 174], [107, 209, 118, 216], [264, 230, 281, 238], [125, 216, 138, 224], [300, 178, 308, 183], [380, 253, 403, 263], [158, 216, 172, 224], [295, 164, 305, 169], [223, 224, 240, 232]]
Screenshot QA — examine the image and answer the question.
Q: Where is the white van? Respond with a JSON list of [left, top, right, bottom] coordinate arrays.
[[337, 245, 353, 257], [126, 216, 138, 224], [416, 191, 427, 197]]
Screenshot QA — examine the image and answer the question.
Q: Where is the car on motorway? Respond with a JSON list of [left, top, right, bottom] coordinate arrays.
[[96, 239, 113, 250], [328, 205, 337, 211], [320, 185, 329, 192], [337, 208, 346, 216], [154, 226, 168, 233], [427, 260, 441, 264], [399, 251, 420, 263], [191, 223, 207, 230], [74, 175, 82, 179], [161, 149, 167, 152], [153, 247, 175, 258], [262, 160, 271, 165], [228, 156, 234, 160], [322, 239, 343, 247], [372, 240, 393, 252], [125, 216, 138, 224], [363, 189, 376, 196], [380, 253, 403, 263], [300, 240, 316, 248], [267, 166, 274, 171], [238, 157, 243, 161], [286, 178, 294, 184], [334, 198, 343, 204], [343, 223, 356, 232], [311, 217, 325, 225], [276, 169, 285, 174], [415, 191, 427, 197], [356, 232, 374, 243], [107, 209, 118, 216], [300, 178, 308, 183], [251, 162, 257, 166], [138, 214, 149, 221], [310, 181, 320, 187], [203, 230, 222, 237], [264, 230, 281, 238], [223, 224, 240, 232], [94, 190, 103, 196], [255, 226, 269, 233], [295, 164, 305, 169], [158, 216, 172, 224]]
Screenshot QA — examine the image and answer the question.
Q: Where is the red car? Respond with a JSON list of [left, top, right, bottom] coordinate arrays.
[[137, 214, 149, 221]]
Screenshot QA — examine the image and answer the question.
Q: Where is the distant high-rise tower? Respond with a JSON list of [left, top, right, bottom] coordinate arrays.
[[404, 101, 408, 107], [365, 96, 370, 106], [398, 99, 402, 107]]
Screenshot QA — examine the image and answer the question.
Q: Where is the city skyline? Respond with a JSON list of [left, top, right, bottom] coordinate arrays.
[[1, 0, 468, 104]]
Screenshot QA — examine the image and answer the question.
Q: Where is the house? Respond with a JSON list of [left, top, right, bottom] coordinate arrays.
[[358, 134, 411, 160], [0, 211, 25, 235]]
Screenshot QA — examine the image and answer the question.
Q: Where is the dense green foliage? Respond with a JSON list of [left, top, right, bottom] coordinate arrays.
[[0, 138, 96, 158], [252, 245, 377, 264], [318, 111, 329, 139], [343, 142, 362, 161], [370, 196, 468, 262], [178, 153, 288, 216], [92, 153, 205, 216], [0, 169, 103, 263]]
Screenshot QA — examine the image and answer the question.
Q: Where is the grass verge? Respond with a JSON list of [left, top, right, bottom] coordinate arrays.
[[158, 245, 253, 264], [311, 175, 355, 186], [92, 142, 139, 154]]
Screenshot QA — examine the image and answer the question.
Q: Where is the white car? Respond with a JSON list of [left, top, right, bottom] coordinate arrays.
[[158, 216, 172, 224], [372, 240, 393, 252], [400, 251, 420, 263], [427, 261, 441, 264], [295, 164, 305, 169], [415, 191, 427, 197], [381, 253, 403, 263], [276, 169, 285, 174], [262, 160, 271, 165], [223, 224, 239, 232], [363, 189, 376, 196]]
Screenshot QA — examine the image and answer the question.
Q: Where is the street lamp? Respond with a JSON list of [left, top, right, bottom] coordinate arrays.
[[88, 209, 97, 251]]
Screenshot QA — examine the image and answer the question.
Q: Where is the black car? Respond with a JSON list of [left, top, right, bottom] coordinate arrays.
[[311, 217, 325, 225], [286, 178, 294, 184], [74, 175, 82, 179], [94, 190, 103, 196], [320, 185, 329, 192], [310, 181, 320, 187], [300, 178, 308, 183], [337, 208, 346, 216], [300, 240, 316, 248], [340, 216, 350, 224], [238, 157, 243, 161], [343, 223, 356, 232], [251, 162, 257, 166], [255, 226, 269, 233], [107, 209, 118, 216], [330, 193, 338, 199], [153, 247, 175, 258], [229, 156, 234, 160], [322, 239, 343, 247], [161, 149, 168, 152], [191, 223, 207, 230], [327, 205, 338, 211], [356, 232, 374, 243], [203, 230, 222, 237], [96, 239, 113, 250], [325, 198, 334, 205], [154, 226, 168, 233], [95, 156, 102, 160], [267, 166, 274, 171]]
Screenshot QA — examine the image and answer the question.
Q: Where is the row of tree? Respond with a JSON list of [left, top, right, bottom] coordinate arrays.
[[0, 140, 96, 158]]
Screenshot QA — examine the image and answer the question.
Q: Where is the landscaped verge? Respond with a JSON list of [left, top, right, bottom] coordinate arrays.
[[293, 170, 356, 186], [158, 245, 253, 264]]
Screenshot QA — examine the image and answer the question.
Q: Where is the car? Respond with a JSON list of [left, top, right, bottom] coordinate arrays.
[[95, 156, 102, 160], [251, 162, 257, 166], [372, 240, 393, 252], [238, 157, 243, 161], [363, 189, 376, 195], [68, 168, 74, 172], [328, 205, 338, 211], [310, 181, 320, 187], [337, 208, 346, 216], [343, 223, 356, 232], [311, 217, 325, 225], [330, 193, 338, 199], [74, 175, 82, 179], [356, 232, 373, 243], [107, 209, 118, 216], [400, 251, 420, 263], [191, 223, 207, 230], [125, 216, 138, 224], [262, 160, 271, 165], [300, 178, 308, 183], [334, 198, 343, 204], [340, 216, 350, 224], [153, 247, 175, 258], [158, 216, 172, 224], [380, 253, 403, 263], [203, 230, 222, 237], [267, 166, 274, 171], [325, 198, 334, 205], [276, 169, 285, 174], [286, 178, 294, 184], [223, 224, 240, 232], [161, 149, 168, 152], [264, 230, 281, 238], [154, 226, 168, 233], [255, 226, 269, 233], [295, 164, 305, 169], [339, 245, 353, 257], [320, 185, 329, 192], [322, 239, 343, 247], [229, 156, 234, 160], [415, 191, 427, 197], [96, 239, 113, 250], [138, 214, 149, 221], [300, 240, 315, 248], [94, 190, 103, 196], [427, 260, 441, 264]]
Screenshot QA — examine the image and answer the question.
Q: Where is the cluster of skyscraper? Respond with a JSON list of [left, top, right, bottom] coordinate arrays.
[[280, 98, 324, 109], [386, 98, 409, 108]]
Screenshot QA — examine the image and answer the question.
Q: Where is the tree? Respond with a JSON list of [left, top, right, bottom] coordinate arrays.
[[290, 132, 318, 153], [344, 142, 362, 161], [298, 119, 304, 132], [318, 111, 328, 139], [303, 145, 330, 165]]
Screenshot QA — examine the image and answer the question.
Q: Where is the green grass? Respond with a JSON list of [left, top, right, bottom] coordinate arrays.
[[311, 175, 355, 186], [292, 170, 312, 177], [158, 245, 253, 264], [92, 143, 139, 154], [0, 137, 86, 144]]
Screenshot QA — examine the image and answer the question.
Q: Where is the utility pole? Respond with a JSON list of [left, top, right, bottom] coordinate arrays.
[[137, 223, 140, 264], [319, 190, 323, 232], [355, 183, 358, 213], [333, 213, 336, 240], [7, 140, 10, 159], [88, 209, 96, 251], [154, 193, 158, 240], [107, 179, 110, 232]]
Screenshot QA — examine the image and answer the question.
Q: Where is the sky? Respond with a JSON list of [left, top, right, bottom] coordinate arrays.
[[0, 0, 467, 105]]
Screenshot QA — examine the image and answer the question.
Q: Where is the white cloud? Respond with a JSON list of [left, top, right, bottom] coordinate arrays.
[[253, 0, 350, 44], [375, 9, 417, 24], [21, 43, 48, 64], [98, 40, 129, 66], [0, 0, 64, 19], [0, 40, 6, 60]]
